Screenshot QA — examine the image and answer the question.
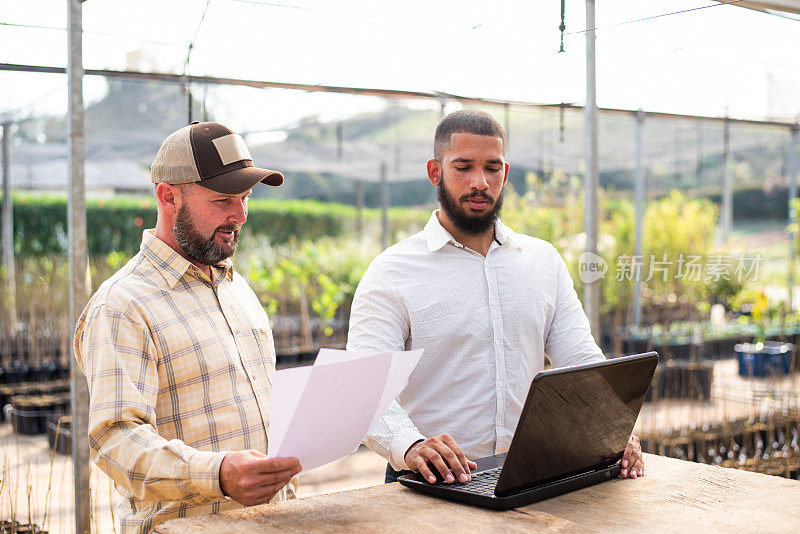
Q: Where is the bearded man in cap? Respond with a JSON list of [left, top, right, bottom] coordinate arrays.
[[74, 122, 301, 533]]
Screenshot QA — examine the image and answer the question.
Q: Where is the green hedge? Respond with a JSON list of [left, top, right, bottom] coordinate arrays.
[[3, 193, 428, 257]]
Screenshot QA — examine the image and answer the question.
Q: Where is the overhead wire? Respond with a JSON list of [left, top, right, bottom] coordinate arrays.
[[228, 0, 754, 36], [184, 0, 213, 123], [0, 1, 790, 58], [565, 0, 750, 35], [2, 1, 799, 125], [0, 21, 188, 48]]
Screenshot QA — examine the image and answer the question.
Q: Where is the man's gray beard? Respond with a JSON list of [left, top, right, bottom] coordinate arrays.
[[172, 205, 238, 266]]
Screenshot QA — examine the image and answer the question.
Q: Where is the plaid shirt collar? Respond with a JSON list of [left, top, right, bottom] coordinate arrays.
[[140, 229, 234, 289]]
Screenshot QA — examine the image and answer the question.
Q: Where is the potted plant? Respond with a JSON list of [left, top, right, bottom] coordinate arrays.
[[734, 291, 795, 377]]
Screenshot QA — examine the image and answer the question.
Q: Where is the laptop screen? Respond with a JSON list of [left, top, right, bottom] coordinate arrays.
[[495, 353, 657, 496]]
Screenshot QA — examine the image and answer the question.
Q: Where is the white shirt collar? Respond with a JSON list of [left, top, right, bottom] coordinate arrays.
[[423, 210, 522, 253]]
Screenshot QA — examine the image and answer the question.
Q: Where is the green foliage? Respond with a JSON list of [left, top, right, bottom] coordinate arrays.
[[502, 185, 720, 316], [642, 191, 717, 283], [245, 237, 377, 336], [500, 171, 583, 247], [9, 193, 157, 257], [622, 191, 720, 313], [2, 193, 428, 258]]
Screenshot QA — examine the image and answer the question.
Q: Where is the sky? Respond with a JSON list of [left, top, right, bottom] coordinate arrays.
[[2, 0, 800, 133]]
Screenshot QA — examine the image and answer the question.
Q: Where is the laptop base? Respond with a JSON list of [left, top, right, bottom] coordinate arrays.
[[397, 353, 656, 510], [398, 461, 621, 511]]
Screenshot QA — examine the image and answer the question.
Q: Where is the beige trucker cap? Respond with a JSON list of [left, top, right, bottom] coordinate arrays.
[[151, 121, 284, 194]]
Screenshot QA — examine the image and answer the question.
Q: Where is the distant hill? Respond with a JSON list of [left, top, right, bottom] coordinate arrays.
[[12, 77, 794, 210]]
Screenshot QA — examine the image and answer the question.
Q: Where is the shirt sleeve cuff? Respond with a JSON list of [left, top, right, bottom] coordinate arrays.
[[188, 450, 229, 501], [390, 428, 426, 471]]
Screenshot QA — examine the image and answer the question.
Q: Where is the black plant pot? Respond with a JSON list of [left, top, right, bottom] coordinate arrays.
[[55, 361, 71, 380], [5, 361, 30, 384], [12, 396, 44, 434], [12, 394, 69, 435], [46, 414, 72, 455], [29, 361, 58, 382], [644, 360, 713, 402]]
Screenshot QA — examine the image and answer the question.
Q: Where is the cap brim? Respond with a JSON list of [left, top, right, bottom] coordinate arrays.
[[196, 166, 284, 194]]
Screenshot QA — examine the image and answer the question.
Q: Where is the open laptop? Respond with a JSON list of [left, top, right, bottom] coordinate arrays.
[[398, 351, 658, 510]]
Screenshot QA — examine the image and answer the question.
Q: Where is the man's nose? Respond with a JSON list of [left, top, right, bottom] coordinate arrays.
[[230, 198, 247, 224], [469, 170, 490, 190]]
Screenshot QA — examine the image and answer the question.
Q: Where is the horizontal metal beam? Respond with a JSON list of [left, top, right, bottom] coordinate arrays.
[[0, 62, 798, 128]]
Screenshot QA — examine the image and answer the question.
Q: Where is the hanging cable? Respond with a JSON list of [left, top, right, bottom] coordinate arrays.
[[184, 0, 213, 124], [566, 0, 749, 36], [0, 21, 187, 48], [559, 0, 566, 53]]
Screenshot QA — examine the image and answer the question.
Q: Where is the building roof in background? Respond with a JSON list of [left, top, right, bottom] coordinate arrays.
[[2, 143, 150, 191]]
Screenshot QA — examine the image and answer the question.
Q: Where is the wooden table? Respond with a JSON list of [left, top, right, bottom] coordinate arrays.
[[153, 454, 800, 533]]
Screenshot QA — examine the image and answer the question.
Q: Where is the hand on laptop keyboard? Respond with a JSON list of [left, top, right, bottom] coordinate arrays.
[[405, 433, 478, 484]]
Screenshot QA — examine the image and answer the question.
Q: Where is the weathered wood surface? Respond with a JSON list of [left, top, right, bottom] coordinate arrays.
[[153, 453, 800, 533]]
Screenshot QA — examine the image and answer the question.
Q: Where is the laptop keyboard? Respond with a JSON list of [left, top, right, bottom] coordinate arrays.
[[434, 467, 501, 496]]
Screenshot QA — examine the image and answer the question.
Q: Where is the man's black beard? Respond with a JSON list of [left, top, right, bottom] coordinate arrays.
[[173, 204, 239, 266], [437, 176, 503, 236]]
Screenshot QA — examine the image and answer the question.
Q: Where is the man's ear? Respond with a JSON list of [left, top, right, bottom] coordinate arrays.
[[427, 159, 442, 187], [155, 183, 180, 215]]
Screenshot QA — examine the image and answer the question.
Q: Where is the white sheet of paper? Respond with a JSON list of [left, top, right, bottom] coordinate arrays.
[[370, 348, 424, 429], [315, 348, 425, 428], [274, 353, 390, 471], [267, 348, 425, 472], [266, 365, 312, 457], [315, 348, 383, 365]]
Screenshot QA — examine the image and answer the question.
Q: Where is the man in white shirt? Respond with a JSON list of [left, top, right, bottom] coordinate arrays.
[[347, 109, 643, 486]]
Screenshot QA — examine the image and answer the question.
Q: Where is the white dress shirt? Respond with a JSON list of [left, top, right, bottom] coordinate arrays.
[[347, 211, 605, 470]]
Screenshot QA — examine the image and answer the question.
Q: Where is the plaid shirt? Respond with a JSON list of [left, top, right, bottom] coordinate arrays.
[[74, 229, 288, 533]]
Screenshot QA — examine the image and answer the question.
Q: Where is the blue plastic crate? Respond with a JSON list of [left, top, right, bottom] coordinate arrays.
[[735, 342, 794, 377]]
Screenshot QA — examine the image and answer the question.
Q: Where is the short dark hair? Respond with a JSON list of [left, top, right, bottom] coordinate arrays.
[[434, 109, 506, 160]]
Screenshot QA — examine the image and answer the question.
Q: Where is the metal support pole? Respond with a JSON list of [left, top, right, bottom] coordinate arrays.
[[186, 78, 192, 124], [504, 103, 511, 155], [68, 1, 91, 532], [2, 123, 17, 353], [673, 128, 680, 183], [583, 0, 600, 338], [202, 83, 208, 122], [722, 119, 732, 243], [633, 110, 645, 328], [355, 179, 363, 241], [336, 122, 343, 162], [380, 161, 389, 250], [789, 125, 798, 311], [696, 119, 703, 183]]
